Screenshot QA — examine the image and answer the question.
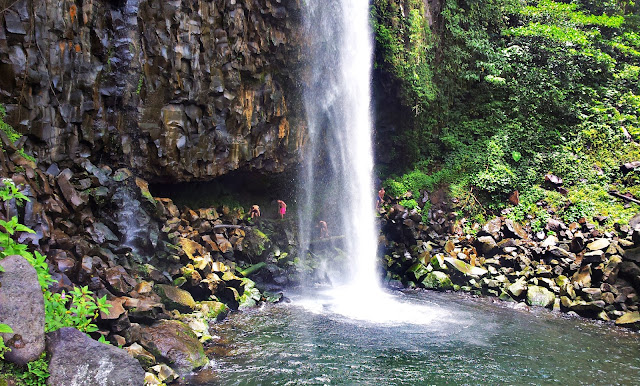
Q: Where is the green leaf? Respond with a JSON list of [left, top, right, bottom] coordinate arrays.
[[0, 323, 13, 333], [512, 151, 522, 162]]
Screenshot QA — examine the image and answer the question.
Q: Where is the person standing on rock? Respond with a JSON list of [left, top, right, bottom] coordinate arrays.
[[318, 220, 329, 238], [277, 200, 287, 219], [250, 205, 261, 219], [376, 187, 386, 210]]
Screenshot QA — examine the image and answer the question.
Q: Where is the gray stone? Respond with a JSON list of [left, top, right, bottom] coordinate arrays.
[[0, 255, 45, 365], [581, 288, 602, 301], [46, 327, 144, 386]]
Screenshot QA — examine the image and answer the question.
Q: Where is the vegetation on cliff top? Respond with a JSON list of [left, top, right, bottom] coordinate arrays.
[[372, 0, 640, 228]]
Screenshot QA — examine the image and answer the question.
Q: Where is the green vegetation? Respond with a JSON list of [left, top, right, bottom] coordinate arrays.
[[372, 0, 640, 228], [0, 105, 35, 163], [0, 180, 111, 385], [0, 353, 49, 386]]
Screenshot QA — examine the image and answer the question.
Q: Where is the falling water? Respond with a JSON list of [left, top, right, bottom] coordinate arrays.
[[299, 1, 380, 298]]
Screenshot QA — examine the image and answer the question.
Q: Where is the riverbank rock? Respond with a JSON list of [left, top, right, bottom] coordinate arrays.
[[46, 327, 145, 386], [0, 255, 45, 365], [138, 320, 208, 373]]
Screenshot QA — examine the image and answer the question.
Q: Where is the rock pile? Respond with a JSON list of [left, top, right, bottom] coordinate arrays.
[[0, 142, 291, 377], [382, 205, 640, 329]]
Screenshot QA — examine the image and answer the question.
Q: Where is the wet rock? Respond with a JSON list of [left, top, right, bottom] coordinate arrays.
[[105, 266, 137, 295], [155, 284, 196, 313], [0, 255, 45, 365], [138, 320, 208, 373], [581, 288, 602, 302], [583, 250, 605, 264], [200, 301, 229, 321], [623, 247, 640, 263], [508, 278, 528, 298], [421, 271, 453, 291], [100, 298, 127, 320], [572, 265, 592, 289], [526, 286, 555, 308], [479, 218, 502, 239], [47, 327, 144, 386]]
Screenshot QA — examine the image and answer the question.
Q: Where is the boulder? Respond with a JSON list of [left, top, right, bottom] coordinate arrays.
[[46, 327, 145, 386], [155, 284, 196, 313], [503, 219, 527, 239], [475, 236, 499, 257], [421, 271, 453, 291], [0, 255, 45, 365], [480, 218, 502, 239], [526, 285, 555, 308], [138, 320, 208, 373], [623, 247, 640, 263]]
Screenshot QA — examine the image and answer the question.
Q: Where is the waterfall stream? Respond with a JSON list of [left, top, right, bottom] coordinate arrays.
[[297, 0, 387, 317], [297, 0, 421, 323], [299, 0, 379, 291]]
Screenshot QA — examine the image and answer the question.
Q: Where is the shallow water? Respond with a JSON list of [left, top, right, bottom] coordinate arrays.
[[195, 290, 640, 385]]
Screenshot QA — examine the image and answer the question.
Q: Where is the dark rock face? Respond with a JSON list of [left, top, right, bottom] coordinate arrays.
[[0, 0, 305, 181], [46, 327, 145, 386], [0, 255, 45, 365]]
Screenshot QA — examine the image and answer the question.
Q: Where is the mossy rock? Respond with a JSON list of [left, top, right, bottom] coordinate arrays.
[[406, 262, 430, 282], [526, 285, 555, 308], [421, 271, 454, 291], [241, 228, 271, 259]]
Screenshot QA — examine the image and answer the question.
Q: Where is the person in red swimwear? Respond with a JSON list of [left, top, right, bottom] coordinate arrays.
[[277, 200, 287, 219]]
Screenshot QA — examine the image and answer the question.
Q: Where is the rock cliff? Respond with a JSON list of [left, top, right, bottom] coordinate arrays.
[[0, 0, 305, 181]]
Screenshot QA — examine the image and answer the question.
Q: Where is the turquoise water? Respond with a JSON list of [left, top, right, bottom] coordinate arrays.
[[194, 290, 639, 385]]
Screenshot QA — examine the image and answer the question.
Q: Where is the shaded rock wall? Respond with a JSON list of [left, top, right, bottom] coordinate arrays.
[[0, 0, 305, 181]]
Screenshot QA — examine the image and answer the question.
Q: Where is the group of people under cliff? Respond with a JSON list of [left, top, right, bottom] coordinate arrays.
[[250, 199, 287, 220], [247, 186, 387, 241]]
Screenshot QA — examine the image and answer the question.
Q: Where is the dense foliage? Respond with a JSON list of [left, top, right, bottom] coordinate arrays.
[[373, 0, 640, 226]]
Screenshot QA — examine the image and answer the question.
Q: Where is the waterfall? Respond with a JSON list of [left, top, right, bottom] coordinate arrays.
[[299, 0, 380, 292]]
